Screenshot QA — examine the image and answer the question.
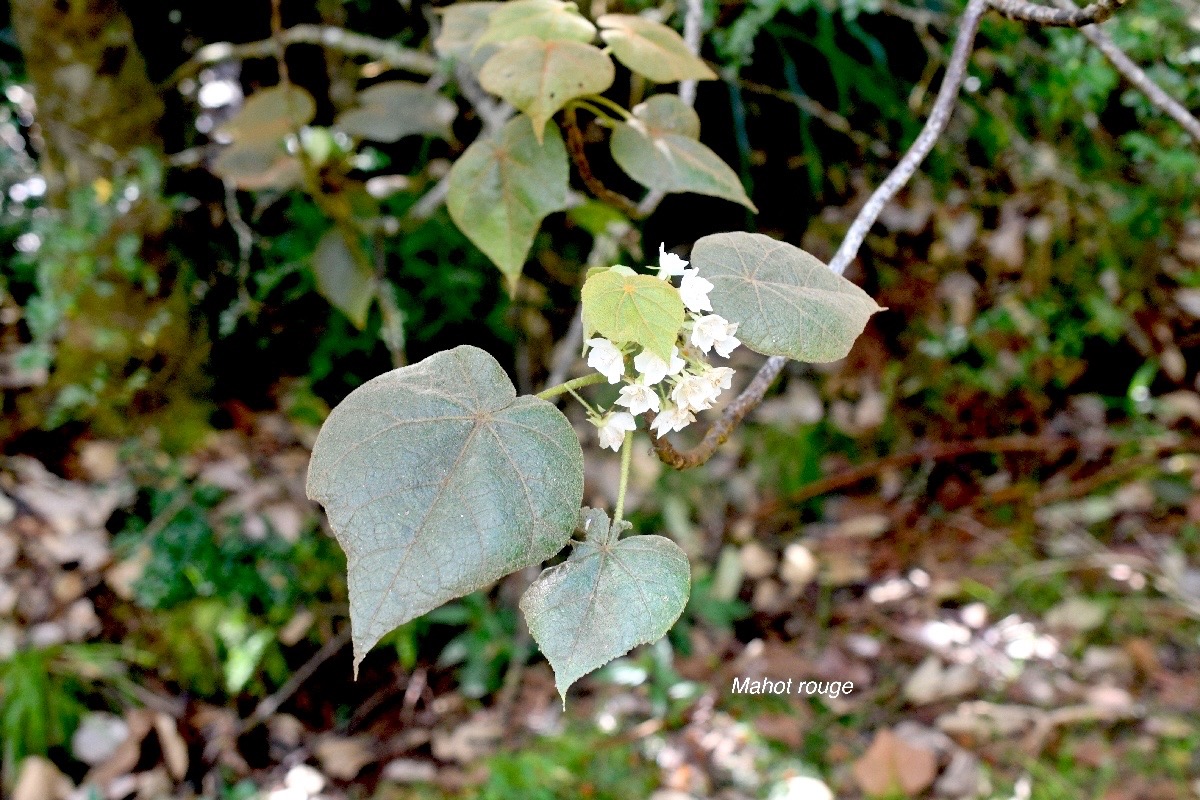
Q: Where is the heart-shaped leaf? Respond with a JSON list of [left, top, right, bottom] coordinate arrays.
[[610, 101, 756, 211], [477, 0, 597, 46], [435, 2, 503, 72], [310, 229, 376, 328], [217, 85, 316, 143], [336, 82, 457, 143], [598, 14, 716, 83], [447, 116, 570, 291], [520, 508, 690, 699], [581, 266, 685, 361], [211, 139, 301, 190], [478, 37, 614, 140], [306, 345, 585, 670], [628, 93, 700, 139], [691, 231, 883, 362]]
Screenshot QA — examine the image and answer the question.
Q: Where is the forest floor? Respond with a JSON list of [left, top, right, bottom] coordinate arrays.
[[3, 393, 1199, 800]]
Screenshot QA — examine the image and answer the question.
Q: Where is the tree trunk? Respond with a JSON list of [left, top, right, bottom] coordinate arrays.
[[10, 0, 163, 201]]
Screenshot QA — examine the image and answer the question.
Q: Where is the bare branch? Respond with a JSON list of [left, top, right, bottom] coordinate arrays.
[[1057, 0, 1200, 141], [563, 108, 644, 217], [989, 0, 1131, 27], [828, 0, 987, 277], [649, 0, 988, 469], [169, 25, 438, 85], [648, 356, 787, 469]]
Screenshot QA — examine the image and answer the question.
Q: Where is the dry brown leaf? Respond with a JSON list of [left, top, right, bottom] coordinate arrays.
[[852, 729, 938, 798], [13, 756, 73, 800], [153, 713, 189, 780], [314, 734, 376, 780]]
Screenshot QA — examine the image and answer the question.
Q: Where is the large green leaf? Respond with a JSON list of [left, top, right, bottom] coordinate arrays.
[[691, 231, 883, 362], [435, 2, 503, 72], [447, 116, 570, 291], [478, 37, 614, 139], [521, 508, 690, 699], [597, 14, 716, 83], [610, 98, 756, 211], [306, 345, 585, 670], [311, 228, 376, 328], [477, 0, 597, 45], [581, 266, 684, 361], [336, 82, 456, 143]]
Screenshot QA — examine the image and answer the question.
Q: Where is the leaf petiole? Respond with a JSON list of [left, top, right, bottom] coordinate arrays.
[[582, 93, 633, 121], [536, 372, 608, 400], [613, 431, 633, 525]]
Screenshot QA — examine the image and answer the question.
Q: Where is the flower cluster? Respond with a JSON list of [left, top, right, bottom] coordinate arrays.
[[586, 245, 741, 451]]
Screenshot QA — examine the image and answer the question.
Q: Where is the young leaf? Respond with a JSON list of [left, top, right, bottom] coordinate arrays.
[[520, 508, 690, 699], [581, 266, 685, 361], [311, 228, 376, 328], [335, 82, 456, 143], [478, 37, 614, 140], [435, 2, 503, 72], [306, 345, 585, 672], [610, 98, 756, 211], [447, 116, 569, 292], [476, 0, 597, 46], [597, 14, 717, 83], [691, 231, 883, 362]]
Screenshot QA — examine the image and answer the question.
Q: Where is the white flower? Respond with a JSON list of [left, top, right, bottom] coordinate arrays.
[[679, 268, 714, 312], [586, 337, 625, 384], [592, 411, 635, 451], [657, 243, 689, 280], [690, 313, 740, 356], [671, 371, 721, 413], [616, 379, 661, 415], [633, 346, 685, 386], [650, 402, 695, 436], [706, 366, 735, 393]]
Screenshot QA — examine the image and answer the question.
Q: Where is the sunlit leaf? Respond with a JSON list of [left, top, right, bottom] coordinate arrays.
[[581, 266, 684, 361], [310, 228, 376, 328], [435, 2, 503, 72], [477, 0, 597, 46], [521, 508, 690, 699], [691, 231, 883, 362], [336, 82, 457, 143], [216, 85, 316, 142], [597, 14, 716, 83], [447, 115, 569, 291], [610, 98, 756, 211], [479, 37, 614, 140], [306, 345, 585, 671]]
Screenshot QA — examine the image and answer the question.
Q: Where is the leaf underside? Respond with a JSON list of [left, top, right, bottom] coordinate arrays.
[[521, 508, 690, 699], [446, 116, 570, 291], [691, 231, 883, 362], [580, 267, 685, 361], [610, 100, 756, 211], [597, 14, 717, 83], [306, 345, 585, 671], [478, 37, 615, 139], [311, 228, 376, 328], [335, 81, 456, 143], [477, 0, 597, 45]]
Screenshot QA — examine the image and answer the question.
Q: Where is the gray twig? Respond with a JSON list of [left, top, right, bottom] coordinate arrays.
[[990, 0, 1132, 27]]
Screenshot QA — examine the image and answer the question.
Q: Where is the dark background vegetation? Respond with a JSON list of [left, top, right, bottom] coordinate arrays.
[[1, 0, 1199, 797]]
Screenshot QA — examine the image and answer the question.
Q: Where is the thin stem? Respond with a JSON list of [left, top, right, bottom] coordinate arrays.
[[567, 98, 619, 123], [536, 372, 607, 400], [582, 93, 633, 120], [565, 386, 597, 415], [613, 431, 633, 524]]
